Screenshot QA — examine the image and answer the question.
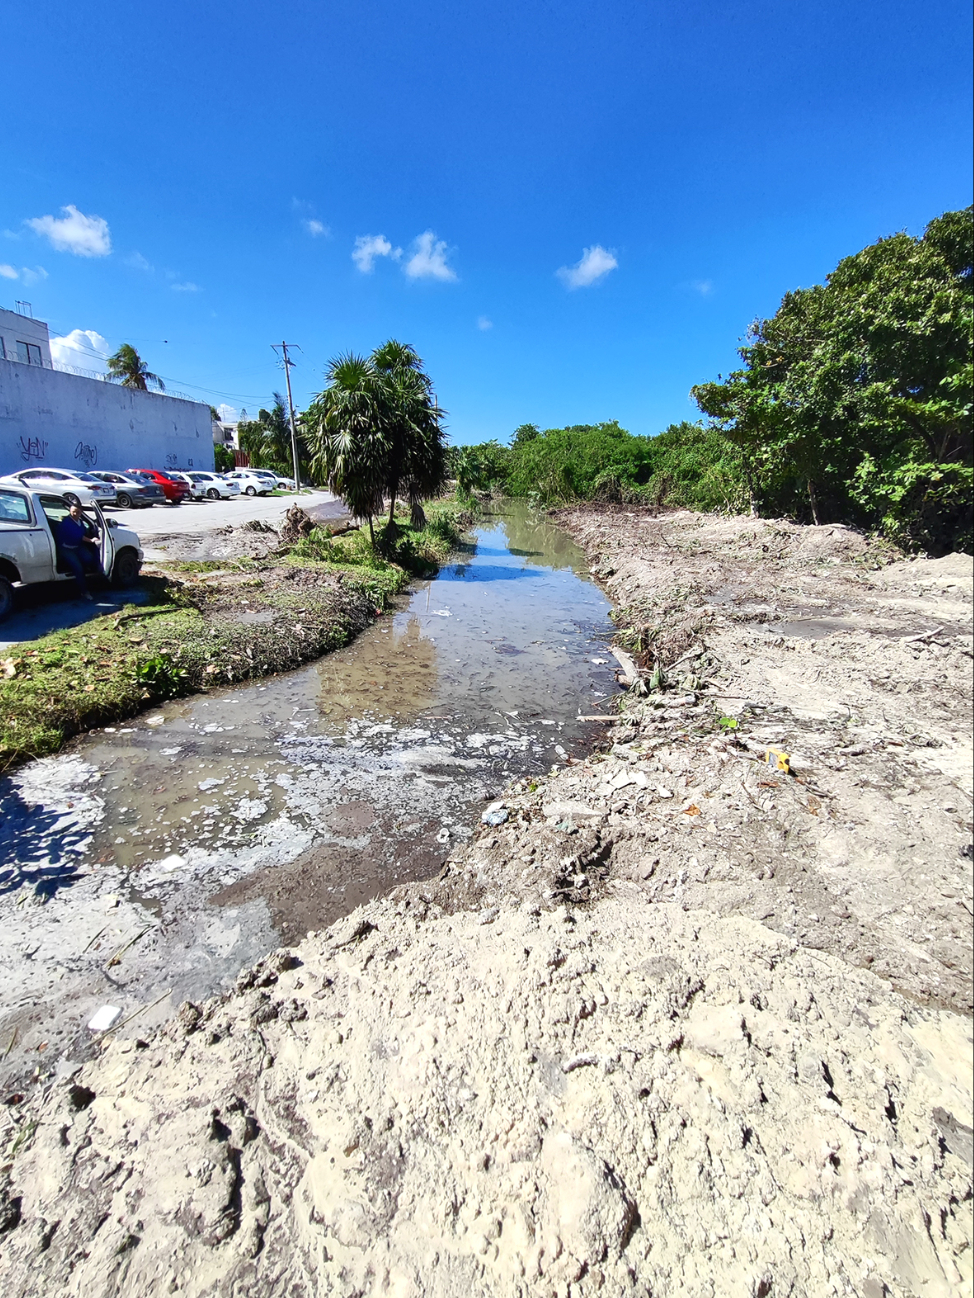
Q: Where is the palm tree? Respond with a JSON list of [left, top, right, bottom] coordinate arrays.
[[372, 340, 447, 531], [307, 341, 448, 545], [257, 393, 293, 471], [305, 354, 388, 544], [451, 445, 484, 497], [105, 343, 165, 392]]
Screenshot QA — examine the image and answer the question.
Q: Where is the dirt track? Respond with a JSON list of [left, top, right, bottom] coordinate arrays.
[[547, 506, 974, 1013], [1, 507, 971, 1298]]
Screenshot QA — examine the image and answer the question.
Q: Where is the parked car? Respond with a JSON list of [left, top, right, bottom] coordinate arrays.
[[248, 469, 291, 491], [166, 472, 198, 498], [124, 472, 170, 505], [1, 467, 116, 509], [125, 468, 190, 505], [222, 470, 273, 496], [184, 471, 241, 500], [90, 470, 164, 509], [0, 482, 143, 620]]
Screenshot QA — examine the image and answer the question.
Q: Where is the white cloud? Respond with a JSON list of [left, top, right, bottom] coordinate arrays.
[[304, 218, 329, 237], [216, 403, 238, 422], [556, 244, 618, 289], [477, 316, 493, 330], [690, 279, 713, 296], [0, 264, 47, 285], [352, 234, 401, 273], [126, 251, 153, 271], [171, 281, 200, 292], [404, 230, 457, 281], [26, 204, 111, 257], [50, 328, 110, 374]]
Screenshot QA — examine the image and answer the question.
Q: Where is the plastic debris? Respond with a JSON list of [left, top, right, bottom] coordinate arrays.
[[87, 1005, 122, 1033], [481, 801, 509, 826]]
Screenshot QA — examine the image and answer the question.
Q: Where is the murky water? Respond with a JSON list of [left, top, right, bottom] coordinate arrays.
[[1, 504, 616, 1078]]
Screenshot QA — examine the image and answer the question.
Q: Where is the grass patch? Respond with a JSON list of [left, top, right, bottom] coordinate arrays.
[[1, 565, 385, 772], [292, 496, 472, 576]]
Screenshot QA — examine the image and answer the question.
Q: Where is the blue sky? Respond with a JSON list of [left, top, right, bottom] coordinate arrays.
[[2, 0, 971, 443]]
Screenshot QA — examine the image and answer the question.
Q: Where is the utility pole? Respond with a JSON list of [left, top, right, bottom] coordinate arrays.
[[272, 342, 302, 490]]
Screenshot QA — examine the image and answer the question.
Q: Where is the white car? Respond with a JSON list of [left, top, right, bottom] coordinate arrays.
[[185, 471, 241, 500], [0, 482, 143, 620], [1, 467, 116, 508], [249, 469, 294, 491], [222, 470, 273, 496], [166, 472, 197, 497]]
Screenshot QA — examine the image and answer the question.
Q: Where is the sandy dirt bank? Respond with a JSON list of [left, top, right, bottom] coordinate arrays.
[[1, 507, 970, 1297]]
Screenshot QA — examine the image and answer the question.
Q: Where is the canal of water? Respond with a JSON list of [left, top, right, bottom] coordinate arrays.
[[0, 503, 616, 1082]]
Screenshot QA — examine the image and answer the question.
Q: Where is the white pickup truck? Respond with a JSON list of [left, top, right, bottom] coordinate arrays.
[[0, 483, 143, 621]]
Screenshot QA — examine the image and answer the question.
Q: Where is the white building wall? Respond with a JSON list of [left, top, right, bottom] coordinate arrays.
[[0, 307, 53, 368], [0, 358, 214, 476]]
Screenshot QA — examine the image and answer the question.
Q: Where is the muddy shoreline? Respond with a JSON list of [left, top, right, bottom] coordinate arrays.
[[1, 505, 971, 1297]]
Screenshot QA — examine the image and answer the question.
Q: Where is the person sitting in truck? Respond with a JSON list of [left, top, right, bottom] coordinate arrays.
[[56, 503, 105, 601]]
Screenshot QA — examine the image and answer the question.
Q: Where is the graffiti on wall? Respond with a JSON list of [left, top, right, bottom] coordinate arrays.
[[74, 440, 98, 469], [18, 436, 49, 463]]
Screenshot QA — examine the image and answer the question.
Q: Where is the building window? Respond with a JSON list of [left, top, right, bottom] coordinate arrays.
[[16, 341, 43, 365], [0, 338, 6, 359]]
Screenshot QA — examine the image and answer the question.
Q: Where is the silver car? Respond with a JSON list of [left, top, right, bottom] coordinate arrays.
[[1, 467, 116, 508], [90, 470, 164, 508]]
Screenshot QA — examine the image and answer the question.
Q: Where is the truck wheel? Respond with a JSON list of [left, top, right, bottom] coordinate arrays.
[[116, 491, 133, 509], [207, 487, 220, 499], [112, 549, 141, 588], [0, 577, 13, 622]]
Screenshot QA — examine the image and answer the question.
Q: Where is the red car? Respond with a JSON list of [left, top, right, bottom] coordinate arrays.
[[125, 468, 190, 506]]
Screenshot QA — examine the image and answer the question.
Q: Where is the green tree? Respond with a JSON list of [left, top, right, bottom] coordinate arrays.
[[450, 445, 485, 496], [371, 341, 448, 531], [235, 394, 295, 473], [693, 206, 973, 550], [512, 423, 541, 446], [106, 343, 165, 392], [256, 394, 293, 472], [214, 442, 235, 472], [306, 355, 387, 543], [237, 419, 268, 468], [504, 421, 654, 503], [306, 342, 447, 543]]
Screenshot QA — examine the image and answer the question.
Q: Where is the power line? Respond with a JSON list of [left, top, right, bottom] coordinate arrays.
[[46, 337, 274, 406]]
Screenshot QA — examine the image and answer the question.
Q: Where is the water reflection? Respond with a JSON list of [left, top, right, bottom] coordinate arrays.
[[309, 503, 612, 729], [435, 564, 543, 583], [316, 614, 438, 722]]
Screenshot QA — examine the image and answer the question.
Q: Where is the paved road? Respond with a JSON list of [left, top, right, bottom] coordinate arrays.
[[112, 489, 341, 538]]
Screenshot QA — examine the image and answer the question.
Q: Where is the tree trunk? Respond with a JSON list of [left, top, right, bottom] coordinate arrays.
[[807, 479, 821, 526], [742, 453, 760, 517], [388, 488, 397, 529], [367, 516, 375, 547]]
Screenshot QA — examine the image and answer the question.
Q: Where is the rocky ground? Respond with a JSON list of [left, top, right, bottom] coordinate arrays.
[[0, 507, 971, 1298]]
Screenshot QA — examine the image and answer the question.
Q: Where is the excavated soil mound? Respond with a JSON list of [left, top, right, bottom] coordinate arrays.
[[0, 894, 971, 1298]]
